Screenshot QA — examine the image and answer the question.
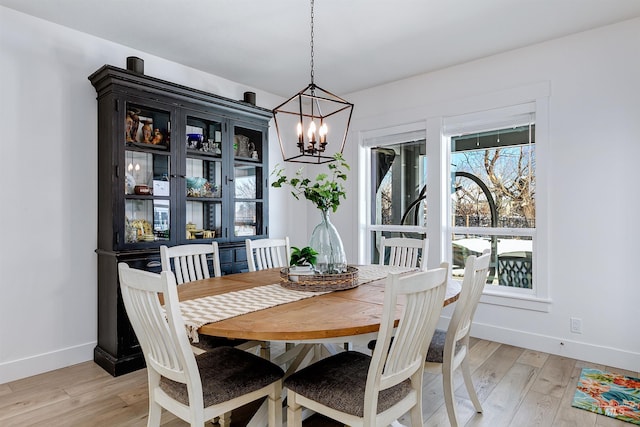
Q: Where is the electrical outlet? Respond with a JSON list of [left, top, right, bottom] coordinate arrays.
[[570, 317, 582, 334]]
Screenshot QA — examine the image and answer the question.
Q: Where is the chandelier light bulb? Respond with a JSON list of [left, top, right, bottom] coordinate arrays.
[[308, 121, 317, 142], [319, 122, 328, 144], [127, 163, 134, 172]]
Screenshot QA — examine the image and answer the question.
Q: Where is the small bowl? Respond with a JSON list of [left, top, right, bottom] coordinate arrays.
[[134, 185, 151, 195], [187, 133, 203, 142]]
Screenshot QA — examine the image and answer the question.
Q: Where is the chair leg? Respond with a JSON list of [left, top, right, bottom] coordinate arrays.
[[147, 400, 162, 427], [267, 387, 283, 427], [461, 356, 483, 413], [409, 400, 423, 427], [260, 341, 271, 359], [286, 392, 303, 427], [218, 412, 231, 427], [147, 372, 162, 427], [442, 361, 460, 427]]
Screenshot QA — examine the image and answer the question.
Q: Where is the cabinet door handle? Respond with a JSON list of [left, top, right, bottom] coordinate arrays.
[[147, 261, 161, 268], [226, 176, 234, 185]]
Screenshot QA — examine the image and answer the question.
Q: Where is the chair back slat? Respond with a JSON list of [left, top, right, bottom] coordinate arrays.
[[364, 265, 447, 418], [246, 237, 291, 271], [160, 243, 221, 284], [379, 237, 429, 270]]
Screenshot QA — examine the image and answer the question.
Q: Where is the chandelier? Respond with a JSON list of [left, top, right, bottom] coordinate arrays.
[[272, 0, 354, 164]]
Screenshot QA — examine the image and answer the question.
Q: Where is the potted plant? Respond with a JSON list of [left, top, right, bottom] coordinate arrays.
[[290, 246, 318, 272], [272, 153, 350, 273]]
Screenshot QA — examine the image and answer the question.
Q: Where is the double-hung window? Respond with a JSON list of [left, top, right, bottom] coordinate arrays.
[[362, 125, 428, 265], [446, 108, 535, 291]]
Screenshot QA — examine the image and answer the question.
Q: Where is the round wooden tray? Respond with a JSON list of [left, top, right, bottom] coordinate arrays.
[[280, 266, 359, 292]]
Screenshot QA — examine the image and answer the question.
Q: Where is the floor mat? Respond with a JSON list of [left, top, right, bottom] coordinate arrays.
[[572, 368, 640, 425]]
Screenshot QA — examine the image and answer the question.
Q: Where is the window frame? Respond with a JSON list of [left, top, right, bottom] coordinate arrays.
[[359, 122, 428, 264]]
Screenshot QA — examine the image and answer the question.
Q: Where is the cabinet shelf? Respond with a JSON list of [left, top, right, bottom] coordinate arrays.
[[127, 141, 169, 151], [186, 149, 222, 159]]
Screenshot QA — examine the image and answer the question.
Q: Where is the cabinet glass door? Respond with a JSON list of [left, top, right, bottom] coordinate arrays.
[[233, 164, 263, 237], [232, 124, 266, 238], [124, 103, 172, 246], [184, 115, 224, 241]]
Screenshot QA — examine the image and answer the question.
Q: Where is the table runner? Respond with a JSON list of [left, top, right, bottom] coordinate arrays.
[[178, 264, 415, 342]]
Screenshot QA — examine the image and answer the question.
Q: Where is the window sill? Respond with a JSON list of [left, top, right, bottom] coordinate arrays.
[[480, 289, 551, 312]]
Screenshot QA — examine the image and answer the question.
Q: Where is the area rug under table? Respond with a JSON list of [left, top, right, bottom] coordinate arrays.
[[572, 368, 640, 424]]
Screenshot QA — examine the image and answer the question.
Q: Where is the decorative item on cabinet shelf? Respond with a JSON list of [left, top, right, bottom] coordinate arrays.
[[127, 218, 154, 243], [134, 185, 151, 195], [141, 119, 153, 144], [186, 222, 216, 240], [234, 134, 254, 158], [187, 134, 222, 155], [186, 177, 219, 198], [186, 133, 203, 149], [125, 111, 168, 149], [125, 173, 136, 194]]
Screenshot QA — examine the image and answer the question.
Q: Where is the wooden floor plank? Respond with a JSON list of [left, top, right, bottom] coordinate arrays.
[[0, 383, 12, 397], [517, 348, 550, 368], [510, 389, 560, 427], [465, 362, 539, 427], [552, 365, 598, 427], [0, 386, 69, 422], [530, 354, 577, 398]]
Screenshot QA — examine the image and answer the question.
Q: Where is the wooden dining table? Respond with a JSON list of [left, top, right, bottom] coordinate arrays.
[[174, 266, 461, 427], [174, 266, 461, 344]]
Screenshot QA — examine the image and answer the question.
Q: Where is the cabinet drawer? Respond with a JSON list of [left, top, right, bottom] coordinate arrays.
[[120, 253, 162, 273]]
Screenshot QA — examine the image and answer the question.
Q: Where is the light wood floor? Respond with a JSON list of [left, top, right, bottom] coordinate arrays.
[[1, 338, 637, 426]]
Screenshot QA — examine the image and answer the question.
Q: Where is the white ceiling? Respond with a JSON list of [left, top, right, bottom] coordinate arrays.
[[2, 0, 640, 97]]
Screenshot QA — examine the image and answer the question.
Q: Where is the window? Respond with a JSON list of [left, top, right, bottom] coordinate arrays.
[[363, 127, 427, 265], [449, 122, 535, 290]]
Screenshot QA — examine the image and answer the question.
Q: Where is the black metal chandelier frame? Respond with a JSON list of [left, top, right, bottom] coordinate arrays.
[[272, 0, 353, 164]]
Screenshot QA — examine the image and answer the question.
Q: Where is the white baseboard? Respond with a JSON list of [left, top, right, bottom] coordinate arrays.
[[0, 342, 95, 384], [469, 321, 640, 373]]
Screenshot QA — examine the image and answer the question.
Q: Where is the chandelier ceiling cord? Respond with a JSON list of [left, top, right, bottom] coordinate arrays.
[[272, 0, 354, 164]]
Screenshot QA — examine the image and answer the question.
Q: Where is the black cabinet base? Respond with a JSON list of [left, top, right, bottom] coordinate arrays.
[[94, 346, 145, 377]]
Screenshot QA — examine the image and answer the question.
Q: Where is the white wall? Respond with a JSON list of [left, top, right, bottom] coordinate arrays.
[[335, 18, 640, 371], [0, 6, 295, 383], [1, 6, 637, 383]]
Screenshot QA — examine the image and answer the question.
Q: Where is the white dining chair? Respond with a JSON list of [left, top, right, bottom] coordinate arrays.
[[379, 236, 429, 270], [160, 243, 221, 284], [246, 237, 291, 271], [425, 249, 491, 427], [284, 265, 448, 427], [118, 263, 284, 427], [160, 243, 268, 358]]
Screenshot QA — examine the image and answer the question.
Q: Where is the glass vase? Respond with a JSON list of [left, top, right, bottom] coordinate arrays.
[[309, 209, 347, 274]]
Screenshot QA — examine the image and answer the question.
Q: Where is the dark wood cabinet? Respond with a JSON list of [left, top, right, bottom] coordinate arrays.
[[89, 65, 271, 375]]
